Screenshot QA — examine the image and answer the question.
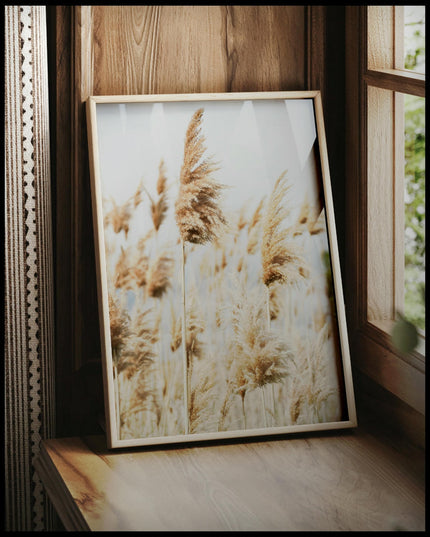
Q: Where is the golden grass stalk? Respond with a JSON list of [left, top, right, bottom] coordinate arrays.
[[268, 282, 283, 321], [249, 197, 265, 230], [180, 241, 188, 434], [114, 246, 135, 290], [236, 203, 248, 235], [143, 160, 169, 232], [185, 292, 206, 362], [104, 180, 144, 240], [117, 306, 160, 436], [261, 173, 309, 421], [261, 171, 307, 288], [218, 379, 235, 431], [133, 180, 144, 209], [170, 305, 182, 352], [131, 254, 149, 289], [169, 293, 205, 358], [104, 198, 132, 239], [229, 286, 294, 428], [236, 255, 244, 274], [189, 360, 218, 434], [109, 294, 131, 359], [247, 228, 261, 255], [174, 108, 227, 245], [156, 159, 168, 195], [175, 107, 227, 434], [105, 178, 144, 240], [122, 375, 160, 433], [129, 230, 154, 290], [146, 252, 174, 298], [108, 293, 131, 437], [289, 324, 337, 424], [116, 309, 157, 390]]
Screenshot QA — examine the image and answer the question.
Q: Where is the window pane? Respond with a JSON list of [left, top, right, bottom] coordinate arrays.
[[404, 5, 425, 74], [404, 93, 425, 332]]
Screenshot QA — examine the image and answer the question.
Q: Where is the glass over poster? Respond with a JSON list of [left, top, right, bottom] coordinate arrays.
[[86, 91, 357, 448]]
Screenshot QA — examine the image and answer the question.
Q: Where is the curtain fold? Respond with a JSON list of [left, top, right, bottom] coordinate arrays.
[[4, 5, 55, 531]]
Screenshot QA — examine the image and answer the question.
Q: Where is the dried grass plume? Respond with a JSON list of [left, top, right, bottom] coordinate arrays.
[[175, 108, 227, 244], [261, 171, 307, 287]]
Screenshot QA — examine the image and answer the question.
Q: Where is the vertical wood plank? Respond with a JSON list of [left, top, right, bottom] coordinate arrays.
[[367, 6, 395, 70], [394, 93, 405, 314], [47, 5, 75, 436], [367, 86, 395, 321], [87, 6, 306, 95], [345, 6, 367, 333], [72, 6, 100, 371], [307, 6, 326, 97]]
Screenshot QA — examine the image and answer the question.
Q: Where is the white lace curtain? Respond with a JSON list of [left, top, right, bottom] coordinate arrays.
[[4, 5, 55, 531]]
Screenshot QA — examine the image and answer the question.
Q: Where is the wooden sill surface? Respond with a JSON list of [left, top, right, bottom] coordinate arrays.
[[35, 427, 425, 532]]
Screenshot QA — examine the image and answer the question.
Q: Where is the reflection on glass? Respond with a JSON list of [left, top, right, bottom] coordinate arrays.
[[404, 94, 425, 332], [404, 5, 425, 74]]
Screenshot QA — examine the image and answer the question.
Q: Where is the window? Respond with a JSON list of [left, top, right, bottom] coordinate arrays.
[[345, 6, 425, 415]]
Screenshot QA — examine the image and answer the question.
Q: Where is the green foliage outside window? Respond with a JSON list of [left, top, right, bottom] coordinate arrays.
[[403, 9, 425, 333]]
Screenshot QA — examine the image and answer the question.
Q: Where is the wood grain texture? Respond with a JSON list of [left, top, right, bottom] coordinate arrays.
[[355, 324, 425, 415], [37, 431, 425, 532], [307, 6, 326, 98], [87, 6, 306, 95], [367, 86, 395, 321], [367, 6, 394, 70]]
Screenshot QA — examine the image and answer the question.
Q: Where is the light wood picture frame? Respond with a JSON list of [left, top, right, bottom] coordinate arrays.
[[86, 91, 357, 449]]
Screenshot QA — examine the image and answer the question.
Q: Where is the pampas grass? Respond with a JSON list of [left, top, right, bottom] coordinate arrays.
[[175, 107, 227, 434], [146, 252, 174, 298], [143, 159, 169, 232], [288, 324, 337, 425], [104, 198, 132, 239], [229, 285, 294, 428], [261, 171, 307, 288], [247, 198, 265, 255], [116, 306, 160, 438], [189, 360, 218, 433], [101, 106, 343, 442], [175, 108, 227, 245], [109, 294, 130, 357], [261, 172, 308, 421], [114, 246, 135, 291], [108, 294, 130, 434], [104, 181, 143, 239]]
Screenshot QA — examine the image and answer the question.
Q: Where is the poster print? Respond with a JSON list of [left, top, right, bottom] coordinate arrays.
[[86, 91, 357, 448]]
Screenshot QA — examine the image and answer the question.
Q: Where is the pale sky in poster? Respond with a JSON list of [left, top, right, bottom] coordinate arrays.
[[96, 98, 320, 247]]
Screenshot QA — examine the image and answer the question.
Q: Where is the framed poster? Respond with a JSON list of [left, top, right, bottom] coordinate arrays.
[[86, 91, 357, 449]]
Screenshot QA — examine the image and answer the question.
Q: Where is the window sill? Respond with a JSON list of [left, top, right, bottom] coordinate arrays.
[[35, 429, 425, 531], [351, 321, 425, 415], [369, 318, 425, 368]]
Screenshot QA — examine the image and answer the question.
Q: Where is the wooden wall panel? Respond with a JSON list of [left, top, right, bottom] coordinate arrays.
[[86, 6, 306, 96], [49, 5, 328, 437]]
